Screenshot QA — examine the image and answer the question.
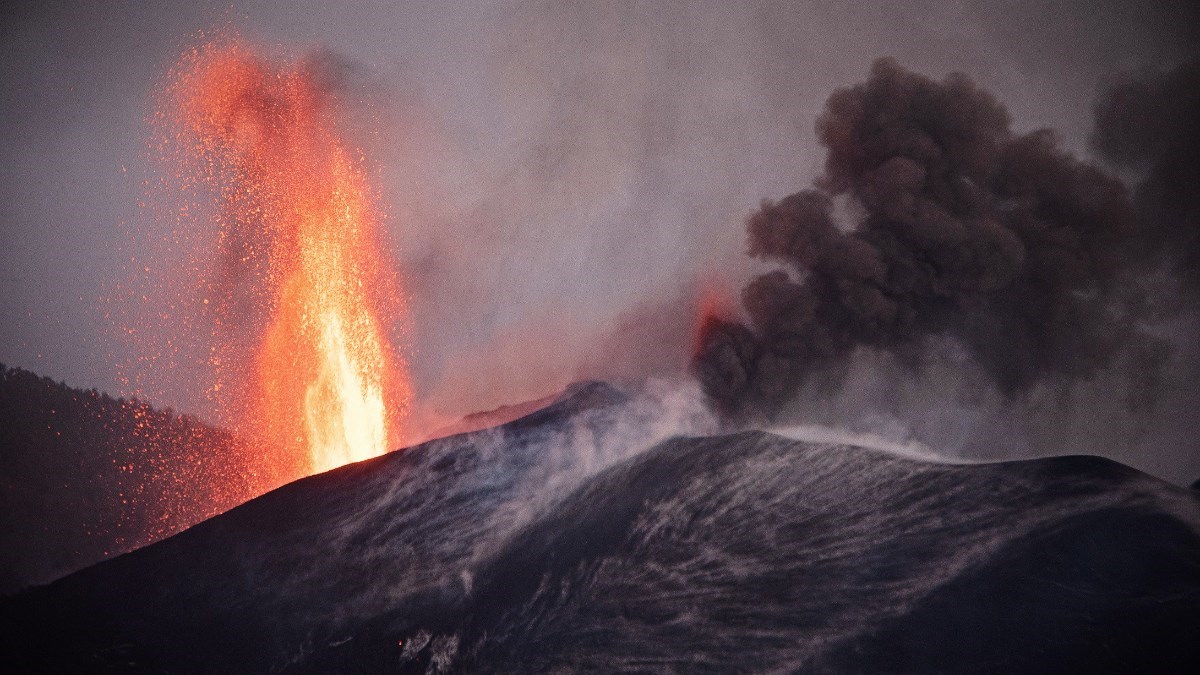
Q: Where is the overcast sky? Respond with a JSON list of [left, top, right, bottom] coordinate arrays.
[[2, 1, 1197, 452]]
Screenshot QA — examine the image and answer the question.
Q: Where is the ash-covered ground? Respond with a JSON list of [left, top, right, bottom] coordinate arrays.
[[4, 381, 1197, 673]]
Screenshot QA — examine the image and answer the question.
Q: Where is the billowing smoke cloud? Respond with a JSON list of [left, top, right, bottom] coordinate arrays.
[[695, 58, 1170, 420], [1092, 59, 1200, 292]]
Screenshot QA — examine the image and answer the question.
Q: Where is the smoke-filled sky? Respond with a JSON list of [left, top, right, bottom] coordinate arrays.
[[2, 1, 1198, 479]]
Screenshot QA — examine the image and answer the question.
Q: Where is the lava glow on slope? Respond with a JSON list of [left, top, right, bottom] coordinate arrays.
[[156, 38, 410, 483]]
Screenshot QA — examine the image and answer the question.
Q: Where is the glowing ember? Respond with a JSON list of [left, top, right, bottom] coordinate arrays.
[[158, 38, 410, 481], [691, 280, 737, 358]]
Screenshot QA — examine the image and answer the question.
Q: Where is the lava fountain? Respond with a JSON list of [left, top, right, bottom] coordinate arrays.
[[158, 39, 410, 483]]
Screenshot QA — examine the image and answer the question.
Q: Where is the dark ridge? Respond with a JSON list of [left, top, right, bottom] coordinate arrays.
[[3, 399, 1197, 673], [811, 507, 1200, 673], [0, 363, 249, 594], [500, 380, 630, 433], [450, 433, 1199, 671], [0, 378, 639, 673], [995, 452, 1148, 486]]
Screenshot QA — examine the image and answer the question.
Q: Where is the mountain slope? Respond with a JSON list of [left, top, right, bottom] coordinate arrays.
[[3, 381, 1198, 673], [0, 364, 253, 593]]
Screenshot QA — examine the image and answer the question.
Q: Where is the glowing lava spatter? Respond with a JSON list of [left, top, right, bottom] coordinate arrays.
[[162, 39, 410, 480]]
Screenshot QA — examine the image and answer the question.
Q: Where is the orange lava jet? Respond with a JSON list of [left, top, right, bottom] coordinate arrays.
[[160, 39, 410, 483]]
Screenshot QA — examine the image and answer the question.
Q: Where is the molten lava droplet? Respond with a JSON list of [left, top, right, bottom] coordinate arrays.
[[304, 311, 388, 473], [162, 39, 410, 481]]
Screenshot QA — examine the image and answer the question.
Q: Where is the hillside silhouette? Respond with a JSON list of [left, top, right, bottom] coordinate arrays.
[[0, 364, 256, 593]]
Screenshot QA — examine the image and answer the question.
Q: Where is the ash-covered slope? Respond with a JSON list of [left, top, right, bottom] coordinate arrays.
[[3, 382, 1199, 673]]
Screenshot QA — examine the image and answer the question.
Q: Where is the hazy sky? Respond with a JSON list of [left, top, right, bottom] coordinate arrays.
[[2, 1, 1197, 433]]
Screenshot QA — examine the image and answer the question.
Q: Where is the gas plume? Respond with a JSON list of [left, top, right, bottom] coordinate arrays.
[[1092, 59, 1200, 293], [695, 58, 1170, 420]]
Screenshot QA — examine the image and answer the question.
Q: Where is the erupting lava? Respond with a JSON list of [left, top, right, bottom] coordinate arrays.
[[690, 280, 736, 358], [159, 39, 410, 482]]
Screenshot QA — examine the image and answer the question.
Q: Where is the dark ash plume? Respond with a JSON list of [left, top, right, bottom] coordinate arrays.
[[695, 58, 1164, 419], [1092, 59, 1200, 292]]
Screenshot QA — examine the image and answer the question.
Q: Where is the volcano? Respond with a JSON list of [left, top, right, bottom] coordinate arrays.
[[3, 381, 1198, 673]]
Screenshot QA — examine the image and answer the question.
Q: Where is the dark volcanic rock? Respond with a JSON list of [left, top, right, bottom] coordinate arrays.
[[2, 381, 1198, 673]]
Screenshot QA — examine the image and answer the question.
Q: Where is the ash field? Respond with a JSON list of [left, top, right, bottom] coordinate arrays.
[[4, 382, 1197, 673]]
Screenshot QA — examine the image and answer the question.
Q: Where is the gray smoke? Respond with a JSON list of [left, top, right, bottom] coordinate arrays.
[[1092, 59, 1200, 293], [695, 58, 1172, 420]]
